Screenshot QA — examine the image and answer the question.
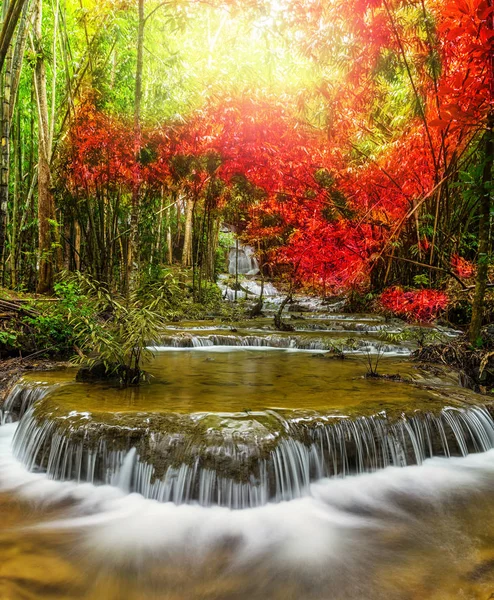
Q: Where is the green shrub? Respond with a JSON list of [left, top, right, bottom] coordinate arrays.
[[66, 272, 167, 385], [22, 277, 94, 353]]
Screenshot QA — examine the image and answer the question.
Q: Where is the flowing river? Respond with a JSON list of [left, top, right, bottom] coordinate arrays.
[[1, 314, 494, 599]]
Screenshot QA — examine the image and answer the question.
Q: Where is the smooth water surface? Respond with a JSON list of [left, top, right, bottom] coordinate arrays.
[[19, 350, 464, 416]]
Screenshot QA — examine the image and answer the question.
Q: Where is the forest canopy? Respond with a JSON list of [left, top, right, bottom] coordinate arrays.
[[0, 0, 492, 338]]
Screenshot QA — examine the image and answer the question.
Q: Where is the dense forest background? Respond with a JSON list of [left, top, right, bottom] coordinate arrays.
[[0, 0, 492, 348]]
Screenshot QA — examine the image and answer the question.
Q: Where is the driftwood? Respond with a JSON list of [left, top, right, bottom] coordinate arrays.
[[414, 332, 494, 393], [0, 298, 39, 317]]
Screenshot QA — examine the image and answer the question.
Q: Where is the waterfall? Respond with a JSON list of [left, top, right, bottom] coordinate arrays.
[[151, 334, 411, 355], [12, 405, 494, 509], [228, 244, 259, 275], [112, 447, 137, 493], [1, 381, 57, 425]]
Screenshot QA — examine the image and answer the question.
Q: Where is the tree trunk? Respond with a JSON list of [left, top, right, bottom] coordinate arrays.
[[127, 0, 144, 294], [74, 220, 80, 270], [0, 0, 28, 74], [234, 235, 238, 302], [469, 0, 493, 344], [469, 112, 493, 344], [182, 196, 193, 267], [9, 103, 20, 286], [151, 185, 164, 266], [166, 205, 173, 264], [9, 0, 31, 119], [1, 0, 31, 285], [274, 292, 295, 331], [34, 0, 55, 293], [0, 40, 12, 278]]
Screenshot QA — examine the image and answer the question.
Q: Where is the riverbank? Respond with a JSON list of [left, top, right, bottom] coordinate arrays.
[[414, 327, 494, 395], [0, 273, 491, 399], [0, 358, 69, 405]]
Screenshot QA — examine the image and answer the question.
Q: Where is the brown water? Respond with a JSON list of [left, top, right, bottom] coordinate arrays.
[[19, 350, 467, 417], [1, 326, 494, 599], [1, 452, 494, 600]]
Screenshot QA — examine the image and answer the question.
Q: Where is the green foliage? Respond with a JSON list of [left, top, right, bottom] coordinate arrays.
[[382, 326, 447, 349], [22, 279, 92, 352], [344, 290, 375, 312], [0, 327, 20, 352], [1, 268, 189, 379], [136, 268, 184, 313], [216, 231, 235, 276], [360, 325, 447, 377], [413, 274, 430, 287], [66, 272, 168, 385]]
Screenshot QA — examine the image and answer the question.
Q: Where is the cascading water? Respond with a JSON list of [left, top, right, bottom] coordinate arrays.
[[228, 244, 259, 275], [0, 320, 493, 599], [152, 333, 411, 355], [10, 400, 494, 509], [1, 380, 59, 424]]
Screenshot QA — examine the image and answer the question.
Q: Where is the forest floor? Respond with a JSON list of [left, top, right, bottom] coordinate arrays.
[[414, 327, 494, 395]]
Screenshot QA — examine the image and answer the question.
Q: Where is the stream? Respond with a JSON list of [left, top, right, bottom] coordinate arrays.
[[0, 312, 494, 599]]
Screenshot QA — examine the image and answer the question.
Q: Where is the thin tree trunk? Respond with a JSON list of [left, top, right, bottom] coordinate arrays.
[[274, 292, 294, 331], [152, 185, 164, 266], [34, 0, 55, 293], [49, 0, 59, 151], [73, 220, 80, 270], [127, 0, 144, 294], [234, 235, 238, 302], [182, 196, 193, 267], [469, 113, 493, 344], [9, 104, 21, 286], [0, 0, 27, 74], [166, 205, 172, 264], [0, 39, 12, 279]]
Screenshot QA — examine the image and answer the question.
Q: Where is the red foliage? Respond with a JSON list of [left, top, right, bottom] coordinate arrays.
[[379, 287, 449, 322], [65, 100, 170, 196], [451, 254, 476, 279], [63, 0, 493, 299]]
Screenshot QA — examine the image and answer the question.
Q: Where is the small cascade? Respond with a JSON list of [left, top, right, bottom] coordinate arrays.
[[228, 244, 259, 275], [12, 405, 494, 509], [152, 333, 410, 355], [112, 447, 137, 493], [217, 275, 279, 302], [1, 381, 57, 424]]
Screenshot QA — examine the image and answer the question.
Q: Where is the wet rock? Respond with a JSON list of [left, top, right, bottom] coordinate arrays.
[[287, 303, 310, 313], [364, 372, 405, 381], [76, 362, 141, 385], [313, 350, 345, 360]]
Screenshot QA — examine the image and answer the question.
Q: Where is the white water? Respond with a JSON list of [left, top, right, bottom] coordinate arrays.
[[11, 395, 494, 508], [149, 337, 412, 356], [228, 244, 259, 275], [1, 420, 494, 565], [1, 381, 57, 424]]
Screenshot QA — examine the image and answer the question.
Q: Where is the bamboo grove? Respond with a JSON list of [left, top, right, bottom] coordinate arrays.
[[0, 0, 492, 337]]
